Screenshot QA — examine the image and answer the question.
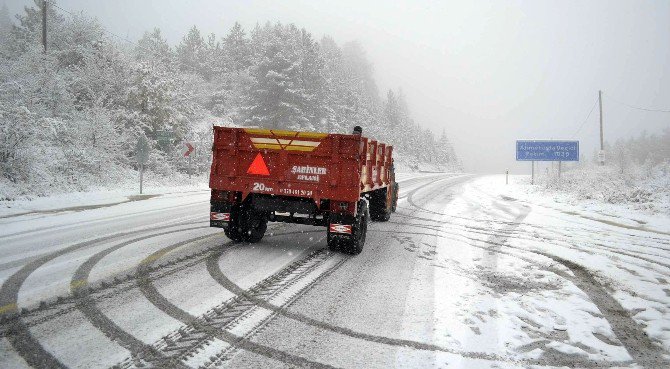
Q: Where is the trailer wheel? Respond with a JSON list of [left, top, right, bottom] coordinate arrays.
[[327, 235, 340, 252], [370, 188, 391, 222], [223, 205, 245, 242], [224, 226, 245, 242], [242, 210, 268, 243], [391, 183, 399, 212], [223, 206, 267, 243], [340, 200, 369, 255], [347, 200, 369, 254], [326, 200, 369, 255]]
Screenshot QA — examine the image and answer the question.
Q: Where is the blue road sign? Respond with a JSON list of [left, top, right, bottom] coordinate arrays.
[[516, 140, 579, 161]]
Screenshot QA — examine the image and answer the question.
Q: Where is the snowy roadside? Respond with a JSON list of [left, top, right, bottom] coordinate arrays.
[[486, 174, 670, 234], [0, 171, 448, 219], [464, 175, 670, 361], [0, 175, 210, 218]]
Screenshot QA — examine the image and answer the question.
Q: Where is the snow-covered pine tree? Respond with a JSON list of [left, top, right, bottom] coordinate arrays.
[[176, 26, 209, 78], [208, 22, 253, 119], [1, 1, 463, 196], [136, 28, 173, 67], [223, 22, 252, 73], [0, 2, 11, 54], [244, 23, 320, 130]]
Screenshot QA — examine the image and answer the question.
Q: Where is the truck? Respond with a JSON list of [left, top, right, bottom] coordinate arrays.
[[209, 126, 398, 254]]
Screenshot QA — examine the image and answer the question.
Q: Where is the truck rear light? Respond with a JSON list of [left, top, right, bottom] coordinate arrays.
[[211, 189, 235, 202]]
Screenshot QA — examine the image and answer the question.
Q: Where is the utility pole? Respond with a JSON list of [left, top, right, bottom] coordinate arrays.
[[41, 0, 47, 53], [599, 90, 604, 165], [531, 161, 535, 185]]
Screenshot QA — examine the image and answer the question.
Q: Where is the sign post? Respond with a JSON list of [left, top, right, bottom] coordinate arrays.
[[516, 140, 579, 185], [597, 150, 605, 165], [135, 136, 150, 194], [531, 161, 535, 185], [156, 130, 174, 146]]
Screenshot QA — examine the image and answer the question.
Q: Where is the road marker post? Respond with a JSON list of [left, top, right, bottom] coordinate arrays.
[[183, 142, 195, 180], [506, 169, 509, 185], [135, 136, 150, 195]]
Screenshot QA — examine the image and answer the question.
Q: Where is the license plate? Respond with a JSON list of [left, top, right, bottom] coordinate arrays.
[[329, 223, 352, 234], [210, 212, 230, 221]]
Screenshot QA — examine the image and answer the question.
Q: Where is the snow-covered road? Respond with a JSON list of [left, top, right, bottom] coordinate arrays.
[[1, 174, 669, 368]]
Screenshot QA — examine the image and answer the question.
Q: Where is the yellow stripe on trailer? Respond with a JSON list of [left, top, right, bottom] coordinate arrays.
[[244, 128, 328, 139], [252, 143, 283, 150], [297, 132, 328, 139], [244, 128, 273, 136], [270, 129, 299, 137], [285, 145, 317, 152]]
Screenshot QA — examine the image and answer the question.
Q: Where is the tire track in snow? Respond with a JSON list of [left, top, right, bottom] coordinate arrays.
[[403, 180, 670, 248], [0, 219, 208, 368], [70, 226, 215, 368], [195, 177, 631, 368], [0, 200, 206, 241], [135, 246, 341, 369], [0, 223, 313, 368], [391, 212, 670, 277], [488, 196, 670, 368], [543, 254, 670, 369], [394, 177, 640, 368]]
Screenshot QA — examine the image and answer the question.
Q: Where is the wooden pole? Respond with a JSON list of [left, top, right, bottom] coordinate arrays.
[[42, 0, 47, 53], [599, 90, 604, 165]]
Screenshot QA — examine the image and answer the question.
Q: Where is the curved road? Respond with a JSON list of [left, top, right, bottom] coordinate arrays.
[[1, 174, 669, 368]]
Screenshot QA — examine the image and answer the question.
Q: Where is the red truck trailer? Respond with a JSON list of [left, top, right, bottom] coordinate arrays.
[[209, 126, 398, 254]]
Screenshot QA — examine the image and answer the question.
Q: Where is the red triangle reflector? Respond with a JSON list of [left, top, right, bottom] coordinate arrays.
[[247, 153, 270, 175]]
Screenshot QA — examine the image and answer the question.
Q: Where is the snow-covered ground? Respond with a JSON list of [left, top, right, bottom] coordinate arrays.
[[0, 170, 442, 219], [1, 173, 668, 369], [495, 174, 670, 234], [519, 163, 670, 228]]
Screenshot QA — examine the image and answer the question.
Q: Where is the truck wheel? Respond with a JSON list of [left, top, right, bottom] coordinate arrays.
[[326, 200, 369, 254], [370, 188, 391, 222], [327, 234, 340, 252], [242, 211, 268, 243], [223, 206, 267, 243], [391, 183, 399, 212], [224, 226, 245, 242], [346, 200, 369, 255], [237, 207, 267, 243], [223, 205, 245, 242]]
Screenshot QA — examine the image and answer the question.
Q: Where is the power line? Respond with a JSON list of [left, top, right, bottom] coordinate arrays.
[[603, 92, 670, 113], [571, 97, 599, 138], [46, 0, 136, 45]]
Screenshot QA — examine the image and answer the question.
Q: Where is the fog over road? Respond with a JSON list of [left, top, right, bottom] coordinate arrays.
[[1, 174, 669, 369]]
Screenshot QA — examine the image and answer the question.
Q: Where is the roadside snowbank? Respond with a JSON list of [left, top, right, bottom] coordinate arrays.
[[0, 170, 442, 219], [492, 164, 670, 233], [0, 172, 209, 218]]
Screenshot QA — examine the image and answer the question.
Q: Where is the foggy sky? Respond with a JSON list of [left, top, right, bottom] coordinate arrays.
[[6, 0, 670, 173]]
